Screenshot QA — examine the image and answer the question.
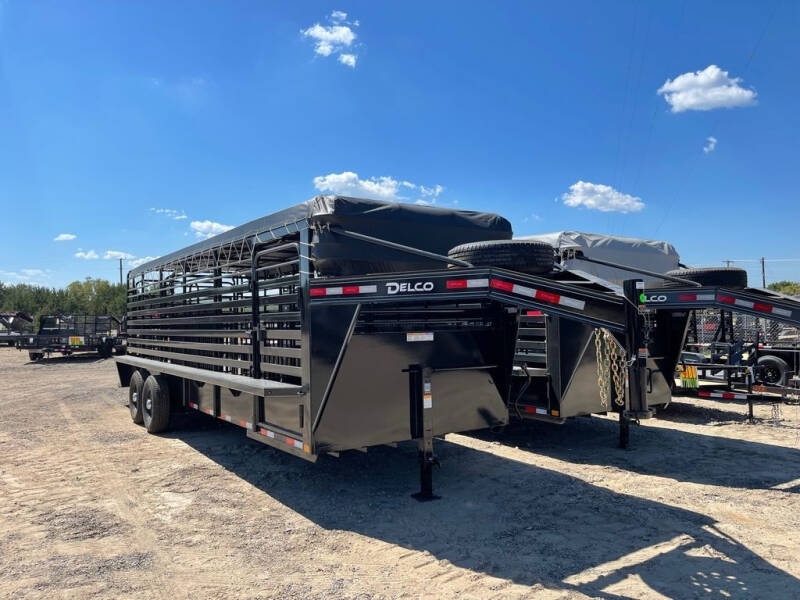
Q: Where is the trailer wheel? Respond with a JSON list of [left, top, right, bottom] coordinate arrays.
[[142, 375, 171, 433], [757, 355, 788, 386], [128, 370, 145, 424], [664, 267, 748, 288], [28, 351, 43, 361], [447, 240, 554, 274]]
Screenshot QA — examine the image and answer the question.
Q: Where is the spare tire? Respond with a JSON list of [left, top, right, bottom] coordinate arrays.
[[447, 240, 554, 274], [664, 267, 748, 288]]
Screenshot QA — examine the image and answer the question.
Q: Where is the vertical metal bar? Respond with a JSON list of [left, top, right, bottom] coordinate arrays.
[[250, 240, 261, 380], [298, 227, 312, 446]]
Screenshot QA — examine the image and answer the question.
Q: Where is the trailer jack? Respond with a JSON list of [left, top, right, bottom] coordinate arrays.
[[410, 365, 441, 502]]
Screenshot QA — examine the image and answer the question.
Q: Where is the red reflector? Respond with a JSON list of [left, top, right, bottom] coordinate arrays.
[[721, 392, 735, 399], [753, 302, 772, 313], [490, 279, 514, 292], [698, 391, 710, 397], [718, 294, 735, 304], [285, 437, 294, 445], [535, 290, 560, 304], [523, 406, 536, 413], [526, 310, 543, 316], [678, 294, 697, 301], [446, 279, 467, 289], [342, 286, 360, 295], [310, 288, 326, 297]]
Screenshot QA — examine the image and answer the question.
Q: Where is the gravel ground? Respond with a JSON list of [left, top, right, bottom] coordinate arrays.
[[0, 346, 798, 599]]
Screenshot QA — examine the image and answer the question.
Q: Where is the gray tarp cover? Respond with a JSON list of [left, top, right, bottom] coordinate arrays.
[[131, 195, 511, 276], [517, 231, 680, 284]]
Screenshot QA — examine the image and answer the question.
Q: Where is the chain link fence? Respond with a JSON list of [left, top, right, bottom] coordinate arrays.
[[690, 309, 799, 345]]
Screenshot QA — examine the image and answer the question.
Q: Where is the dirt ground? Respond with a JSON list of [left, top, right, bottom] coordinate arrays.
[[0, 347, 798, 599]]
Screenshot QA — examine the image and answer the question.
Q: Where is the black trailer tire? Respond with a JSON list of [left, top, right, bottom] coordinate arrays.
[[665, 267, 748, 288], [757, 355, 788, 386], [28, 351, 43, 361], [142, 375, 171, 434], [447, 240, 554, 274], [98, 344, 112, 359], [128, 370, 145, 424]]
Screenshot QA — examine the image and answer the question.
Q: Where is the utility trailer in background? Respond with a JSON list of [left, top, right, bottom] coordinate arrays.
[[0, 312, 33, 347], [18, 314, 122, 360], [115, 196, 651, 497]]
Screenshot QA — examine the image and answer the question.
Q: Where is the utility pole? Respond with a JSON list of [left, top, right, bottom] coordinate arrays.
[[761, 257, 766, 288], [119, 258, 123, 286], [723, 260, 732, 267]]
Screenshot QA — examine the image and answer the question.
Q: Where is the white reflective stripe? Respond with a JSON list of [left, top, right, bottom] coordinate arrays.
[[466, 278, 489, 288], [772, 306, 792, 317], [511, 283, 536, 298], [265, 288, 280, 296], [697, 294, 715, 301], [734, 299, 754, 309], [326, 287, 343, 295], [558, 296, 586, 310], [535, 407, 547, 415], [245, 421, 253, 429], [358, 284, 378, 293], [224, 415, 232, 422], [266, 430, 275, 438], [292, 439, 304, 449]]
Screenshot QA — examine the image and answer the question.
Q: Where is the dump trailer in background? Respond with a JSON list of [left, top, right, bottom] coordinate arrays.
[[115, 196, 650, 497], [0, 312, 33, 346]]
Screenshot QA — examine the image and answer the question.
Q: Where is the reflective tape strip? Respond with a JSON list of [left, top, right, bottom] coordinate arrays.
[[310, 284, 377, 297], [204, 408, 214, 415], [490, 279, 585, 311], [678, 293, 715, 301], [188, 402, 199, 410], [223, 415, 232, 422], [698, 390, 748, 400], [446, 278, 490, 289], [523, 406, 548, 415], [717, 294, 792, 317]]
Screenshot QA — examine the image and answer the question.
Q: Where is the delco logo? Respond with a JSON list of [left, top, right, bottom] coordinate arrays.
[[386, 281, 434, 295], [645, 294, 667, 303]]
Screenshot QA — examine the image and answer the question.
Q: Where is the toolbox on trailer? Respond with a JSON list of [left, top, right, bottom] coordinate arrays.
[[115, 196, 651, 497]]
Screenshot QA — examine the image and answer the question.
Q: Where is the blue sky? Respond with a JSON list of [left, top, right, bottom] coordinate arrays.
[[1, 1, 798, 287]]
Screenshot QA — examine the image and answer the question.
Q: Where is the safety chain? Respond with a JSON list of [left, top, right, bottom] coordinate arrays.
[[594, 328, 627, 408]]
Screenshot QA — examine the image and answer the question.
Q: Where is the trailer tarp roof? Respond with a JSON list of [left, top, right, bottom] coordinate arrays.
[[517, 231, 680, 284], [130, 195, 511, 276]]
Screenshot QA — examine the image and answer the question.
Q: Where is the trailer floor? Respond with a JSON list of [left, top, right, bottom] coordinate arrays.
[[0, 347, 798, 600]]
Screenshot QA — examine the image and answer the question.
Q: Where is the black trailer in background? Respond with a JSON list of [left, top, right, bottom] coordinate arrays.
[[115, 196, 651, 497], [18, 314, 122, 360], [642, 284, 800, 416], [0, 312, 33, 346]]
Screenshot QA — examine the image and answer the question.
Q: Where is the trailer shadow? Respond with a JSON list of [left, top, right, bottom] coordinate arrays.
[[28, 354, 107, 365], [656, 398, 754, 424], [168, 416, 799, 598], [478, 413, 800, 494]]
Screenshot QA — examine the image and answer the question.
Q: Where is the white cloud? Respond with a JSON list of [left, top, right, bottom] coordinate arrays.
[[129, 256, 159, 268], [657, 65, 757, 113], [301, 12, 359, 67], [75, 250, 99, 260], [338, 53, 357, 68], [703, 136, 718, 154], [53, 233, 76, 242], [313, 171, 445, 204], [190, 220, 234, 240], [150, 207, 187, 220], [103, 250, 135, 260], [562, 181, 644, 213], [0, 269, 49, 282]]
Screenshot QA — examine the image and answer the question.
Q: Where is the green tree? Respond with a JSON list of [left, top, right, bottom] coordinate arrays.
[[767, 281, 800, 296]]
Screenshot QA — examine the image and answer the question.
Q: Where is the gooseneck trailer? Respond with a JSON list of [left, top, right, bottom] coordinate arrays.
[[115, 196, 652, 498]]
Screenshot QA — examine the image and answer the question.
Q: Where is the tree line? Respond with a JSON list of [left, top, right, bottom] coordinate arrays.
[[0, 279, 126, 327]]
